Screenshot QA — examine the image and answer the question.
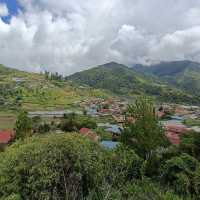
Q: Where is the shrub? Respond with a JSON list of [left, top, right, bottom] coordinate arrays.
[[121, 96, 169, 158], [0, 134, 105, 200], [160, 153, 200, 196], [180, 131, 200, 161]]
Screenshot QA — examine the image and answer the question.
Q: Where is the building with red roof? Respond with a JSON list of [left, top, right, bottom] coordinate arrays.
[[0, 130, 15, 146], [157, 111, 165, 119], [165, 124, 190, 145], [79, 128, 100, 142]]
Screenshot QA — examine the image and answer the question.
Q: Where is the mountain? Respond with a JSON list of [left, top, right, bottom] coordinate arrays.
[[68, 62, 199, 104], [133, 60, 200, 97], [0, 64, 111, 111]]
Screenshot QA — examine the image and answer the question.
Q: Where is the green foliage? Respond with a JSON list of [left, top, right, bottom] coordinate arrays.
[[95, 127, 112, 141], [37, 123, 51, 133], [180, 131, 200, 161], [121, 97, 169, 158], [143, 146, 179, 178], [15, 110, 32, 140], [0, 194, 22, 200], [60, 114, 97, 132], [140, 60, 200, 98], [104, 145, 143, 186], [119, 180, 182, 200], [88, 179, 181, 200], [160, 153, 200, 196], [0, 64, 112, 113], [184, 119, 200, 126], [68, 62, 200, 104], [0, 134, 105, 200]]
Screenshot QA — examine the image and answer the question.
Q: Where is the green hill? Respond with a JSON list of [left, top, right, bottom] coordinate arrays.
[[68, 62, 199, 104], [0, 64, 111, 112], [133, 60, 200, 97]]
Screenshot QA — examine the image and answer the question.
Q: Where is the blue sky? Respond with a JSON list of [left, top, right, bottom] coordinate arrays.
[[0, 0, 21, 23]]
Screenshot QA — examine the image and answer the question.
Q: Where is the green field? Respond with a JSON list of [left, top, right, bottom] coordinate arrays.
[[0, 111, 16, 129], [0, 64, 113, 129]]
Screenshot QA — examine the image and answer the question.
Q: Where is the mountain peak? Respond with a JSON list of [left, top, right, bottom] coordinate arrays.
[[98, 62, 129, 70]]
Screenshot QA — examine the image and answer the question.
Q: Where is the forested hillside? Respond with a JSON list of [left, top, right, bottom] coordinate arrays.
[[68, 62, 200, 104], [133, 60, 200, 97]]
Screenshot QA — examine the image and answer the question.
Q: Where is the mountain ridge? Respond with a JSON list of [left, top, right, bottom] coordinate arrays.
[[132, 60, 200, 97], [68, 62, 200, 104]]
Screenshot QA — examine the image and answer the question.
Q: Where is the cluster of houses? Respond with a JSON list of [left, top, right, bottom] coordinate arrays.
[[79, 100, 200, 146], [159, 104, 200, 145], [80, 98, 128, 120], [1, 99, 200, 149]]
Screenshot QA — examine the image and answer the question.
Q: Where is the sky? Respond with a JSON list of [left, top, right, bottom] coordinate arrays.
[[0, 0, 200, 75]]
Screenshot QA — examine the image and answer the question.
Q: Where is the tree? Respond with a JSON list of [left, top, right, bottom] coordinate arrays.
[[38, 123, 51, 133], [121, 96, 169, 158], [15, 110, 32, 140], [0, 134, 105, 200], [160, 153, 200, 196], [60, 114, 97, 132], [180, 131, 200, 161]]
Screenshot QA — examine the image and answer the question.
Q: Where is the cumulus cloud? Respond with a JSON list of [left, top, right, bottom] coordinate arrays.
[[0, 0, 200, 74], [150, 26, 200, 62], [0, 3, 8, 16]]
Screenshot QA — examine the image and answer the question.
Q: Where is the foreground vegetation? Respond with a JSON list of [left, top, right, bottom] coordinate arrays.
[[1, 97, 200, 199]]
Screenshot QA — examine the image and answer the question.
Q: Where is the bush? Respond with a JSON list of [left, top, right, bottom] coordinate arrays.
[[121, 96, 169, 158], [104, 145, 143, 186], [180, 131, 200, 161], [87, 179, 182, 200], [143, 146, 179, 178], [120, 180, 182, 200], [15, 110, 32, 139], [0, 134, 105, 200], [160, 153, 200, 196], [60, 114, 97, 132]]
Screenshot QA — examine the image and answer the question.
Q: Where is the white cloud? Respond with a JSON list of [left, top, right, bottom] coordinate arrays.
[[0, 3, 8, 17], [1, 0, 200, 74], [150, 26, 200, 62]]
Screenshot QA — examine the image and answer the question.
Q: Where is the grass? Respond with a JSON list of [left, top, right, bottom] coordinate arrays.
[[0, 64, 112, 113], [0, 64, 114, 132], [0, 111, 16, 129], [95, 127, 113, 141]]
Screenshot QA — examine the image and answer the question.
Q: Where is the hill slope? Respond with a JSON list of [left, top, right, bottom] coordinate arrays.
[[0, 64, 111, 111], [68, 62, 199, 104], [133, 60, 200, 97]]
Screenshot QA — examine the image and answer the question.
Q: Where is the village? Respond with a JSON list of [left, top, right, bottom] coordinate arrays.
[[1, 97, 200, 149]]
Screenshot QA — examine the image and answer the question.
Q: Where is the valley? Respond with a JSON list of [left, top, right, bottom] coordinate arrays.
[[1, 61, 200, 199]]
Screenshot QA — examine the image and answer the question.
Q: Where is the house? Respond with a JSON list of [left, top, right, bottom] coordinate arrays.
[[165, 124, 190, 145], [79, 128, 100, 142], [101, 141, 119, 149], [0, 130, 15, 147], [112, 115, 125, 123], [106, 125, 122, 135], [166, 131, 180, 145], [157, 111, 165, 118], [106, 125, 123, 141]]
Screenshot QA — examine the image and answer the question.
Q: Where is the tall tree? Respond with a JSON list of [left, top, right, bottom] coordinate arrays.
[[121, 96, 169, 158], [15, 110, 32, 140]]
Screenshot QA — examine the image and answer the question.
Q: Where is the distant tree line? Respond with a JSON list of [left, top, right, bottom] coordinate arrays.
[[44, 70, 64, 81]]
